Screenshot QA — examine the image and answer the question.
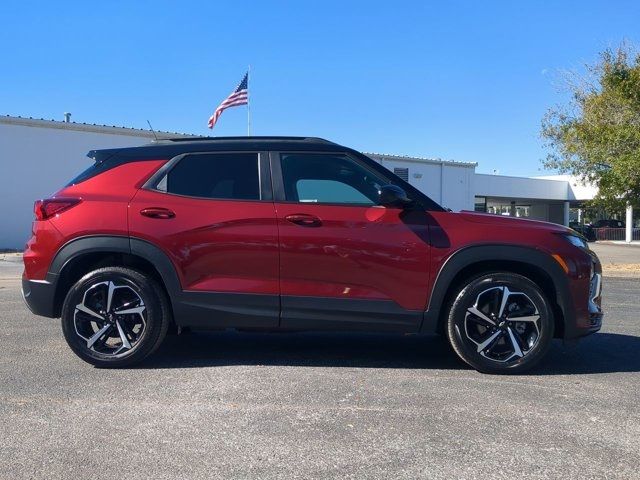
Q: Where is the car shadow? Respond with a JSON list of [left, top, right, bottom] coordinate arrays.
[[139, 331, 640, 375], [533, 332, 640, 375], [142, 331, 466, 370]]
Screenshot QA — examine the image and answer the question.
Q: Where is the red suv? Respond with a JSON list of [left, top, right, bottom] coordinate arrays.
[[22, 137, 603, 373]]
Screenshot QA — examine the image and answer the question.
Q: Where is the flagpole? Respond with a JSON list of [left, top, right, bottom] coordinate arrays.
[[247, 65, 251, 136]]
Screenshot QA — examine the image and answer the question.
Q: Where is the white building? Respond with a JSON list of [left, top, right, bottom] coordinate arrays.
[[368, 153, 475, 213], [1, 114, 632, 249], [0, 115, 188, 248], [367, 155, 600, 227]]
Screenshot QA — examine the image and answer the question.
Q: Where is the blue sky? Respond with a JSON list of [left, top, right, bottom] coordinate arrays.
[[1, 1, 638, 176]]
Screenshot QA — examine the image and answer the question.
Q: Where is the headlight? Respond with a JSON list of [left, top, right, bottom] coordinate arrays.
[[562, 233, 589, 250]]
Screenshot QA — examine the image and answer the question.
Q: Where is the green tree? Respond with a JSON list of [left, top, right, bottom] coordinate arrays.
[[541, 44, 640, 210]]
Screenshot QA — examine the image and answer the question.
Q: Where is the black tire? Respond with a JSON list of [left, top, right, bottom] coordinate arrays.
[[446, 272, 554, 374], [61, 267, 170, 368]]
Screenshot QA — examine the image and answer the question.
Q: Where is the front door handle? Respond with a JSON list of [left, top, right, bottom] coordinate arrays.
[[140, 207, 175, 219], [285, 213, 322, 227]]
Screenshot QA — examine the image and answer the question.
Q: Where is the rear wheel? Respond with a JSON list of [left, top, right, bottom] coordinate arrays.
[[61, 267, 170, 367], [446, 272, 554, 374]]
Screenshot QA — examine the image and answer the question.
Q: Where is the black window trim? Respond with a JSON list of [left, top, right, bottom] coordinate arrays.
[[142, 150, 272, 202]]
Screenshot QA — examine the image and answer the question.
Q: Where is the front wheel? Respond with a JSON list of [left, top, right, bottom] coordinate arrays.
[[61, 267, 170, 368], [446, 272, 554, 374]]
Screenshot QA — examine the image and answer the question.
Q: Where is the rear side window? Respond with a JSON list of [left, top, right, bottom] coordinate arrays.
[[160, 153, 260, 200]]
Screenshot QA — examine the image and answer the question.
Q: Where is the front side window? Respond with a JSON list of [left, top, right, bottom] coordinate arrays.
[[160, 153, 260, 200], [280, 153, 385, 205]]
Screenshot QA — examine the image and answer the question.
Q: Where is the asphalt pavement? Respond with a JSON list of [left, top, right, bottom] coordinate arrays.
[[1, 255, 639, 479]]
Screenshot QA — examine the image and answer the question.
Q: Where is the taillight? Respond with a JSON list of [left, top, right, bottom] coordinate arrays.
[[34, 197, 81, 220]]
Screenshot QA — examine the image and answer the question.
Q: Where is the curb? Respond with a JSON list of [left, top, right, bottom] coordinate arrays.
[[0, 253, 23, 263], [595, 241, 640, 247]]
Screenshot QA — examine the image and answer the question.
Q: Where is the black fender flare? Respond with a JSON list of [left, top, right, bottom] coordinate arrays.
[[47, 235, 183, 306], [129, 238, 182, 295], [48, 235, 130, 277], [420, 244, 574, 334]]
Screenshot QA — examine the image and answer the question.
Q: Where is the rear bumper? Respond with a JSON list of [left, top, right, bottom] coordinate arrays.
[[22, 274, 58, 318]]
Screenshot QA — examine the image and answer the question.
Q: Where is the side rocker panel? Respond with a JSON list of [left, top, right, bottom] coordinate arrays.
[[280, 295, 422, 332]]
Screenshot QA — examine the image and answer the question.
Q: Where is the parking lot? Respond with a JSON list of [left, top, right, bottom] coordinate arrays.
[[1, 246, 639, 479]]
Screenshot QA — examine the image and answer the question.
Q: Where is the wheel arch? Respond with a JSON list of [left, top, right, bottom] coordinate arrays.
[[48, 236, 181, 318], [422, 244, 573, 339]]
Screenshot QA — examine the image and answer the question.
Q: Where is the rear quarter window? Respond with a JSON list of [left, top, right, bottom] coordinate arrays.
[[65, 162, 105, 186], [158, 153, 261, 201]]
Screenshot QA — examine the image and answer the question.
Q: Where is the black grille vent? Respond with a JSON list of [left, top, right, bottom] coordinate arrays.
[[393, 167, 409, 181]]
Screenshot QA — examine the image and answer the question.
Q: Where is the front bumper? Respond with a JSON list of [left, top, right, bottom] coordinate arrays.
[[22, 274, 58, 318], [562, 250, 604, 340], [586, 271, 604, 333]]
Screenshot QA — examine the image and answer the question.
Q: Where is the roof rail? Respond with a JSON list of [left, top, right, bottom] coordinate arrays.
[[154, 136, 336, 144]]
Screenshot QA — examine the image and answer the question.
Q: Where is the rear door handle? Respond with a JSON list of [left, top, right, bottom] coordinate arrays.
[[140, 207, 175, 219], [285, 213, 322, 227]]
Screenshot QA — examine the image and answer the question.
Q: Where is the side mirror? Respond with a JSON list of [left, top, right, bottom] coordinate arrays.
[[378, 184, 413, 208]]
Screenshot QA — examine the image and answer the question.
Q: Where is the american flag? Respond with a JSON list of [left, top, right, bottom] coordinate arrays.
[[208, 72, 249, 129]]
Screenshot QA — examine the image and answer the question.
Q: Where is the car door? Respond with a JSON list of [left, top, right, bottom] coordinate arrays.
[[129, 151, 279, 328], [271, 151, 432, 332]]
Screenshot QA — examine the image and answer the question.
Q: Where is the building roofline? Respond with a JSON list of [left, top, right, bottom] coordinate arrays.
[[366, 152, 477, 168], [0, 114, 194, 139], [1, 115, 478, 168], [475, 172, 571, 182]]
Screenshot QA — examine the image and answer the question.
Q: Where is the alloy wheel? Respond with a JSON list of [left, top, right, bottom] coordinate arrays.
[[463, 286, 542, 363], [73, 280, 147, 356]]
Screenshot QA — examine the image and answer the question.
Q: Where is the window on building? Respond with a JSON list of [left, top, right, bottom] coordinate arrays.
[[161, 153, 260, 200], [280, 153, 384, 205], [474, 196, 487, 212], [515, 205, 530, 218], [486, 203, 530, 217], [393, 167, 409, 182]]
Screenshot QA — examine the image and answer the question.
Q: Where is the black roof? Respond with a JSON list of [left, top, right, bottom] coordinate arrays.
[[156, 136, 336, 144], [79, 135, 445, 212], [88, 136, 348, 161]]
